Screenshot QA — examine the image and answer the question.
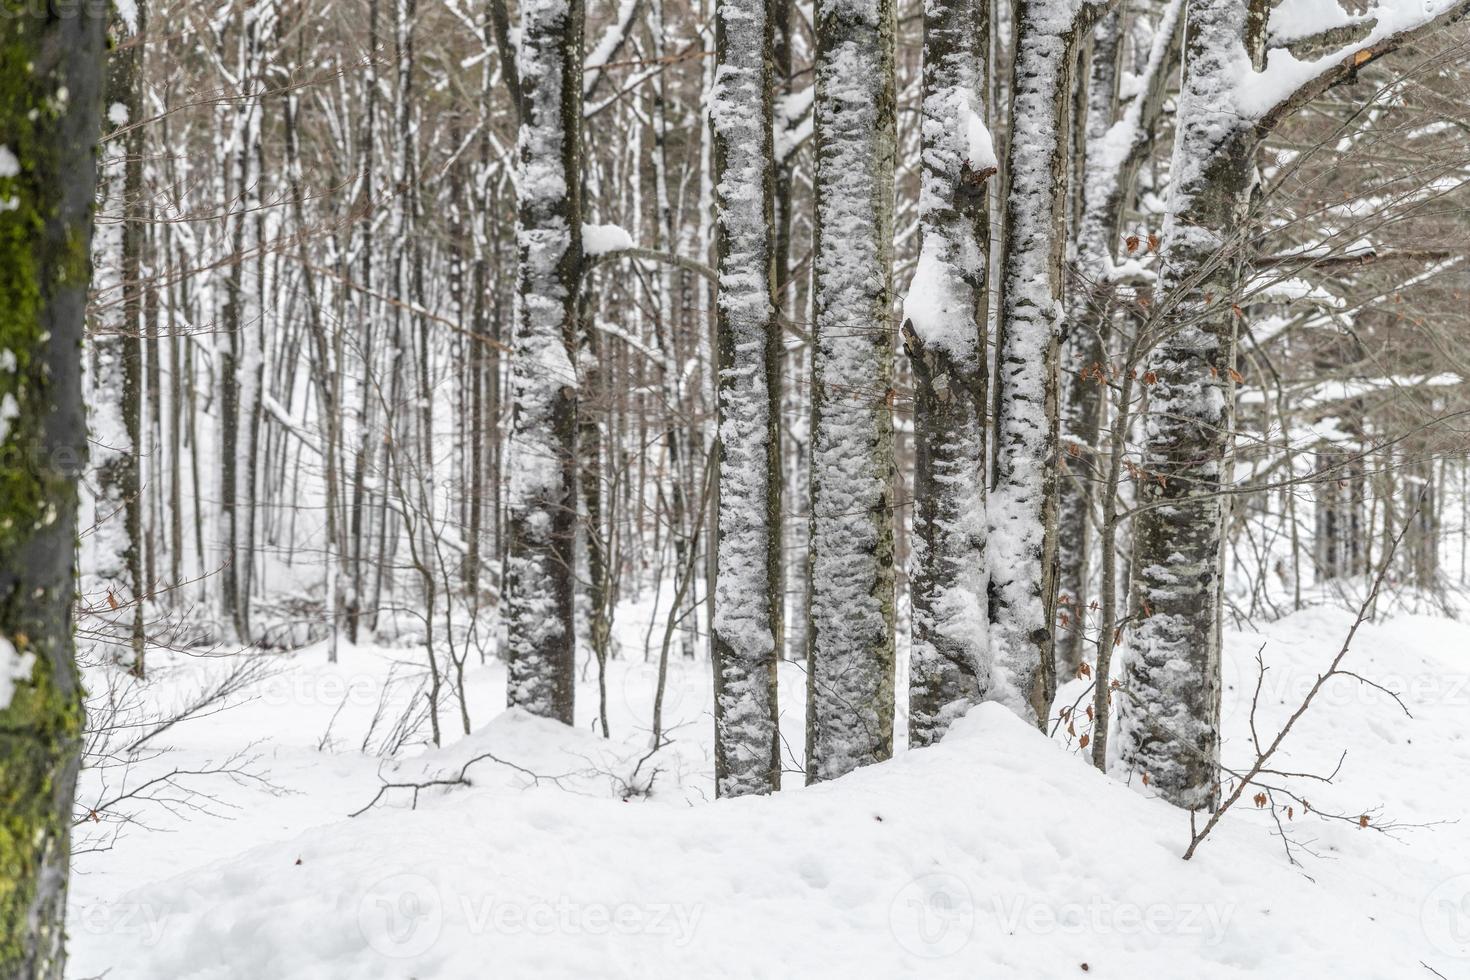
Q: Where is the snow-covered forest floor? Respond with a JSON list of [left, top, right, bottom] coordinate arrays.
[[66, 593, 1470, 978]]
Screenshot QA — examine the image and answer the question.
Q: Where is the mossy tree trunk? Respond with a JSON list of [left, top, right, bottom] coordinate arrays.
[[0, 3, 106, 975]]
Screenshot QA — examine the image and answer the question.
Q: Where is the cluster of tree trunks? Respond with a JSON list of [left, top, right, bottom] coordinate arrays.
[[10, 0, 1470, 966]]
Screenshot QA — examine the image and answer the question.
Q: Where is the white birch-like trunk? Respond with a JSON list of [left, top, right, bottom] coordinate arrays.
[[86, 5, 145, 670], [805, 0, 898, 782], [710, 0, 783, 795]]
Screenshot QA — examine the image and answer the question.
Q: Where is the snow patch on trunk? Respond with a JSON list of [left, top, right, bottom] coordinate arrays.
[[0, 636, 34, 710]]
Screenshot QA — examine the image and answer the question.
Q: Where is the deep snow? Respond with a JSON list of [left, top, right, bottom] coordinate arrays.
[[67, 597, 1470, 978]]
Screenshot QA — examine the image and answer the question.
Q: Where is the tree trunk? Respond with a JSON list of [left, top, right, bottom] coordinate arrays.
[[505, 0, 585, 724], [710, 0, 783, 796], [904, 0, 992, 748], [89, 4, 147, 673], [1115, 0, 1264, 811], [989, 0, 1100, 727], [1054, 10, 1120, 677], [284, 64, 342, 660], [345, 0, 380, 644], [805, 0, 898, 782], [0, 5, 106, 974], [218, 8, 262, 644], [578, 293, 612, 736], [1057, 0, 1182, 675]]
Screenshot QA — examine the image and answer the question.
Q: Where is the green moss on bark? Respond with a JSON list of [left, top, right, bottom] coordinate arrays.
[[0, 640, 83, 970], [0, 5, 105, 976], [0, 28, 82, 557]]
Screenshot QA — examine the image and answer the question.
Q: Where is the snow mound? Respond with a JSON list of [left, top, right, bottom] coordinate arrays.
[[65, 606, 1470, 977], [77, 683, 1465, 977]]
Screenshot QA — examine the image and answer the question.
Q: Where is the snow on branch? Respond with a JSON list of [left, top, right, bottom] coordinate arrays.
[[1268, 0, 1373, 49], [1252, 246, 1460, 271], [1246, 0, 1470, 129], [1090, 0, 1184, 185], [583, 0, 646, 99], [581, 222, 635, 256], [582, 242, 714, 281], [1236, 373, 1465, 410]]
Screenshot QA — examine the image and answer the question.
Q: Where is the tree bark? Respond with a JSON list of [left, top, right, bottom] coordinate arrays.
[[710, 0, 783, 796], [904, 0, 992, 747], [1054, 10, 1120, 677], [505, 0, 585, 725], [1115, 0, 1265, 811], [989, 0, 1102, 727], [91, 4, 147, 673], [805, 0, 898, 782], [0, 4, 106, 974], [1056, 0, 1182, 675]]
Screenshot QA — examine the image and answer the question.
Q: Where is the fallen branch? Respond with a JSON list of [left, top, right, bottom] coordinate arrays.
[[348, 751, 574, 817]]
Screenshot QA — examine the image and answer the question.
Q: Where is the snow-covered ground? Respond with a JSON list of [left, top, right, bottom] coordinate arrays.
[[67, 597, 1470, 978]]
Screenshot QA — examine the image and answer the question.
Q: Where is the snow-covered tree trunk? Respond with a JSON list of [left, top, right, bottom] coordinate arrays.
[[284, 66, 342, 662], [902, 0, 993, 748], [577, 294, 611, 736], [710, 0, 783, 796], [344, 0, 381, 644], [505, 0, 585, 725], [217, 3, 266, 644], [88, 2, 147, 672], [805, 0, 898, 782], [0, 4, 105, 974], [1113, 0, 1470, 816], [989, 0, 1102, 726], [466, 9, 501, 607], [1115, 0, 1263, 811], [1056, 0, 1181, 675], [1054, 10, 1119, 677]]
